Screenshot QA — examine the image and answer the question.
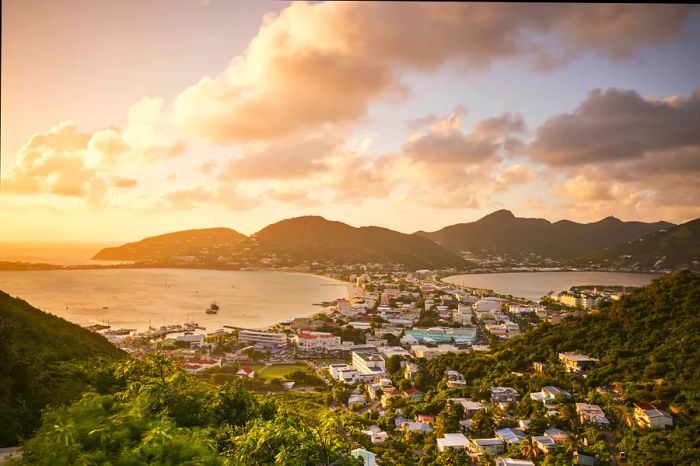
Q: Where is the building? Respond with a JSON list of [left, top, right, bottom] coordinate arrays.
[[531, 386, 572, 403], [495, 428, 525, 445], [292, 331, 341, 350], [558, 292, 600, 309], [490, 387, 520, 403], [361, 425, 388, 444], [575, 403, 610, 429], [445, 369, 467, 388], [404, 361, 419, 379], [350, 448, 377, 466], [236, 366, 256, 378], [176, 334, 205, 345], [436, 433, 469, 452], [496, 459, 535, 466], [473, 299, 501, 313], [451, 398, 486, 418], [532, 361, 547, 373], [403, 327, 477, 345], [468, 437, 505, 456], [559, 352, 599, 373], [532, 435, 557, 454], [633, 402, 674, 429], [352, 351, 386, 376], [238, 329, 287, 346], [453, 304, 473, 324], [328, 364, 363, 383]]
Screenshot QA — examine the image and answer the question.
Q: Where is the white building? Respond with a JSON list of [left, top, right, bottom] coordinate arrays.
[[436, 433, 469, 452], [352, 351, 386, 376], [453, 304, 473, 324], [292, 331, 341, 350], [238, 329, 287, 345]]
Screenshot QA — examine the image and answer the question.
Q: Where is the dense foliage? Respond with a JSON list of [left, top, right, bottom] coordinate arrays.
[[582, 217, 700, 271], [10, 354, 363, 466], [0, 290, 125, 446]]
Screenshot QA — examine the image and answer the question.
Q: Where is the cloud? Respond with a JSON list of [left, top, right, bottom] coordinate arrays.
[[534, 87, 700, 222], [175, 3, 696, 143], [495, 164, 536, 187], [112, 177, 138, 188], [219, 134, 337, 180], [2, 121, 96, 197], [3, 98, 183, 202], [530, 87, 700, 166]]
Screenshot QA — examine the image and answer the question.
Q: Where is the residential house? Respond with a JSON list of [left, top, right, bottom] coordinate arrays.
[[437, 433, 469, 452], [559, 352, 598, 373], [495, 428, 525, 445], [576, 403, 610, 429], [490, 387, 520, 403], [468, 437, 505, 456], [633, 402, 673, 429], [350, 448, 377, 466], [236, 366, 256, 378]]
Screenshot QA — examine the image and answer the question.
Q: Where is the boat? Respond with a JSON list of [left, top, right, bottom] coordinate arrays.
[[206, 301, 220, 314]]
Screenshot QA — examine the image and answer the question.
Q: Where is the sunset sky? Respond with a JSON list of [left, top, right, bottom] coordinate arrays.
[[2, 1, 700, 242]]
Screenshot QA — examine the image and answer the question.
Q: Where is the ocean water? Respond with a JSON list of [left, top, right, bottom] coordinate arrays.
[[443, 271, 660, 301], [0, 268, 348, 331]]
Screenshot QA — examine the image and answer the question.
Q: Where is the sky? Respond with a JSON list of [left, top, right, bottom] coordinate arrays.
[[2, 1, 700, 243]]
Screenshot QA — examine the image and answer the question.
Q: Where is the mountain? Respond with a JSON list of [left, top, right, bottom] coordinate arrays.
[[238, 216, 466, 270], [0, 290, 125, 445], [582, 217, 700, 271], [93, 227, 247, 261], [416, 209, 674, 259]]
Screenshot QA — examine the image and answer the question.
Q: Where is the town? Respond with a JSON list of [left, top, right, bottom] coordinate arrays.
[[85, 268, 672, 466]]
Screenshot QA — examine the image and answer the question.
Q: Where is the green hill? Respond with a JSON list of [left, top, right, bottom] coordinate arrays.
[[416, 209, 673, 259], [93, 227, 247, 261], [239, 216, 467, 270], [0, 290, 125, 446], [581, 217, 700, 271]]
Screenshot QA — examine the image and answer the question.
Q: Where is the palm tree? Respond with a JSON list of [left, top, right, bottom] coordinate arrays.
[[519, 436, 539, 460]]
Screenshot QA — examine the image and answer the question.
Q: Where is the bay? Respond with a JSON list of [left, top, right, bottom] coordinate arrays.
[[443, 271, 660, 301], [0, 268, 349, 331]]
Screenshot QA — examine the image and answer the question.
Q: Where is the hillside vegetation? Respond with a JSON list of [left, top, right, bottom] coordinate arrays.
[[581, 217, 700, 271], [0, 290, 125, 446], [238, 216, 467, 270], [93, 228, 247, 261], [416, 209, 673, 259]]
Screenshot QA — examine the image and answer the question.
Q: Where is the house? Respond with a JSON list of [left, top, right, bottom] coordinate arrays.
[[399, 421, 433, 433], [183, 357, 221, 374], [437, 433, 469, 452], [451, 398, 486, 418], [559, 352, 598, 373], [495, 427, 525, 445], [532, 435, 557, 454], [633, 402, 674, 429], [531, 386, 571, 403], [402, 388, 424, 401], [351, 448, 377, 466], [361, 425, 388, 444], [445, 369, 467, 388], [468, 437, 505, 456], [348, 393, 366, 408], [573, 450, 600, 466], [544, 428, 569, 444], [496, 459, 535, 466], [381, 388, 402, 408], [532, 361, 547, 373], [416, 413, 436, 425], [490, 386, 520, 403], [403, 361, 419, 379], [236, 366, 256, 378], [576, 403, 610, 429]]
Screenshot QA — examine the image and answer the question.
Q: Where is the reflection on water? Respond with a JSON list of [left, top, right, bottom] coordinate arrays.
[[0, 269, 347, 331], [443, 271, 660, 301]]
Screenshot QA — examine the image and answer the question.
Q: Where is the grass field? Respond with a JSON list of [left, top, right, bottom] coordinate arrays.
[[249, 363, 314, 381]]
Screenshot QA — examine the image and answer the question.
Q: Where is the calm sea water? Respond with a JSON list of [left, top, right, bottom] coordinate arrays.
[[0, 269, 348, 331], [0, 241, 128, 265], [443, 271, 660, 301]]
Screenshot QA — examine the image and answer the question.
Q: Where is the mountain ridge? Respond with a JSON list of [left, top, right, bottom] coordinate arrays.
[[415, 210, 675, 259]]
